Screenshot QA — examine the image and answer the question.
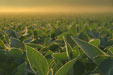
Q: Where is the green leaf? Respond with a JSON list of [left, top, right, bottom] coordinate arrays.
[[48, 68, 53, 75], [72, 60, 85, 75], [26, 45, 49, 75], [78, 32, 89, 42], [15, 62, 27, 75], [4, 33, 10, 44], [9, 48, 23, 59], [98, 57, 113, 75], [26, 43, 42, 50], [10, 38, 25, 50], [7, 30, 18, 38], [0, 39, 6, 49], [64, 37, 73, 60], [52, 53, 68, 63], [89, 39, 100, 47], [108, 47, 113, 55], [72, 37, 107, 63], [53, 60, 63, 74], [94, 56, 110, 65], [72, 50, 80, 59], [70, 24, 77, 36], [57, 32, 68, 40], [55, 58, 77, 75]]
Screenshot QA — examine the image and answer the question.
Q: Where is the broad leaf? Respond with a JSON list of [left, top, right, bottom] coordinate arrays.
[[15, 62, 27, 75], [98, 57, 113, 75], [26, 45, 49, 75], [55, 58, 77, 75], [10, 38, 25, 50], [9, 48, 23, 59], [89, 39, 100, 47], [52, 52, 68, 63], [72, 37, 107, 63]]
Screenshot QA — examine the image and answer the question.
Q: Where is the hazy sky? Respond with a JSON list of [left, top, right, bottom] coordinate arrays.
[[0, 0, 113, 7], [0, 0, 113, 13]]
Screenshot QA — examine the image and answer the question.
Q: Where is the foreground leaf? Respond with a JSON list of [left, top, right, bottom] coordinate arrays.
[[98, 57, 113, 75], [55, 58, 77, 75], [26, 45, 49, 75], [15, 62, 27, 75], [72, 37, 107, 63]]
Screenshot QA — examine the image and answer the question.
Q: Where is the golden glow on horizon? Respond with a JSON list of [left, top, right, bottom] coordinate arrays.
[[0, 6, 113, 13], [0, 0, 112, 14]]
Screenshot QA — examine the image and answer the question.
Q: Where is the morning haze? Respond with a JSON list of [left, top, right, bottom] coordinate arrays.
[[0, 0, 113, 13]]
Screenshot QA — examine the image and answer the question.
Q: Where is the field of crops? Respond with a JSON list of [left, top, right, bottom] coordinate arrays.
[[0, 14, 113, 75]]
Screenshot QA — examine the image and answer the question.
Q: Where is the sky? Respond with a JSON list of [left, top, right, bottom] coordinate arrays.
[[0, 0, 113, 13]]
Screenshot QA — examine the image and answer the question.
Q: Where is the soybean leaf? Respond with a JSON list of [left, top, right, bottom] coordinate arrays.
[[72, 37, 107, 63], [9, 48, 23, 59], [52, 52, 68, 63], [0, 40, 6, 49], [26, 43, 42, 50], [10, 38, 25, 50], [26, 45, 49, 75], [98, 57, 113, 75], [55, 58, 77, 75], [48, 68, 53, 75], [70, 24, 77, 36], [108, 47, 113, 55], [64, 37, 73, 60], [15, 62, 27, 75], [7, 30, 18, 38], [89, 39, 100, 47], [78, 32, 89, 42]]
